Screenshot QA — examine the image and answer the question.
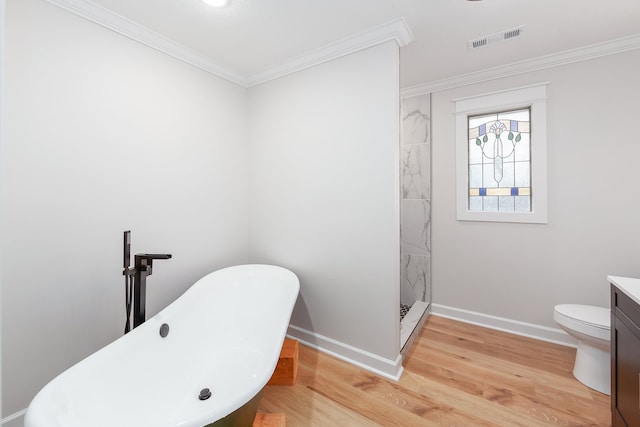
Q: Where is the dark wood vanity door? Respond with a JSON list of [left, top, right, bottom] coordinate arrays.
[[612, 285, 640, 427]]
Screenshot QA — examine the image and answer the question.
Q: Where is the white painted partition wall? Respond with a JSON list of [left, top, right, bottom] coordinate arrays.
[[248, 41, 403, 379], [0, 0, 5, 421]]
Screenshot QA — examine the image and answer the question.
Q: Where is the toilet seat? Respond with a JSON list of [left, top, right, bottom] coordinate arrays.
[[553, 304, 610, 341]]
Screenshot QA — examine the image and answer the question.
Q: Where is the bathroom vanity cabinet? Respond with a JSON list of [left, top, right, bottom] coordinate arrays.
[[610, 276, 640, 427]]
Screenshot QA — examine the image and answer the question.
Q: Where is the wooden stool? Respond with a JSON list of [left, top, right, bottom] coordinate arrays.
[[253, 413, 286, 427], [267, 338, 298, 386]]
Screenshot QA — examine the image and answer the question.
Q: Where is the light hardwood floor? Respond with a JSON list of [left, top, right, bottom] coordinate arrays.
[[257, 315, 611, 426]]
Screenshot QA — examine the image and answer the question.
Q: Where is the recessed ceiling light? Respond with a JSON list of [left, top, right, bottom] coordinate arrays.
[[202, 0, 230, 7]]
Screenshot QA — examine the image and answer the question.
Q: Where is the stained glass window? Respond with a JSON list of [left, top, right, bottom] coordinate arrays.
[[455, 83, 547, 223], [467, 108, 531, 212]]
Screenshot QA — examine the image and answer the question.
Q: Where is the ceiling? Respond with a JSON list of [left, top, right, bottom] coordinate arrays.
[[80, 0, 640, 88]]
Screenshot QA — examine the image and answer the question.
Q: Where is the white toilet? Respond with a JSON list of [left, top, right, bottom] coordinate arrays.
[[553, 304, 611, 395]]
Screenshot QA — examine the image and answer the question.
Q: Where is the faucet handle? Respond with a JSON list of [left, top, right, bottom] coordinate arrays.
[[123, 230, 132, 273]]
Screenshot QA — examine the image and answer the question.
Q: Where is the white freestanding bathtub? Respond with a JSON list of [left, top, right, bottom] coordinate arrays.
[[25, 264, 300, 427]]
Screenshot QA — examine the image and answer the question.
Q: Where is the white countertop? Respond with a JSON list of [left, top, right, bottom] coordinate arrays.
[[609, 275, 640, 306]]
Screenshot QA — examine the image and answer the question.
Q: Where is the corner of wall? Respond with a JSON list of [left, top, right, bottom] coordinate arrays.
[[287, 325, 404, 381], [0, 0, 5, 418]]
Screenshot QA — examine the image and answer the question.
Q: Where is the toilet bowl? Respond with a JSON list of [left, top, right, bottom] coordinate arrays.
[[553, 304, 610, 395]]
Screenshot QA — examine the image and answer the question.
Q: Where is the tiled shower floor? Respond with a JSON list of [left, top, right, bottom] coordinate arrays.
[[400, 301, 429, 349], [400, 303, 411, 321]]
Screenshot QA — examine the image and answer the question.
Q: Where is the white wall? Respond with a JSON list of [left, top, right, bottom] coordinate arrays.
[[248, 41, 402, 377], [1, 0, 249, 418], [431, 49, 640, 330], [0, 0, 5, 420]]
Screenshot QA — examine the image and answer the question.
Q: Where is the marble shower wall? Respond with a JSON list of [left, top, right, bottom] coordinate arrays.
[[401, 94, 431, 307]]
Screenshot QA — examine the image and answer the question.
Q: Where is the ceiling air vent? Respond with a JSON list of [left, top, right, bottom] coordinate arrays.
[[468, 26, 525, 50]]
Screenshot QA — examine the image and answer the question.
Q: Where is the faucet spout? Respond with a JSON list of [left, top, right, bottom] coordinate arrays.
[[135, 253, 172, 274], [137, 253, 172, 260]]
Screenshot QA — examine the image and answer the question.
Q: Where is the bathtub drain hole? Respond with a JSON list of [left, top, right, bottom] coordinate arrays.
[[199, 388, 212, 400], [159, 323, 170, 338]]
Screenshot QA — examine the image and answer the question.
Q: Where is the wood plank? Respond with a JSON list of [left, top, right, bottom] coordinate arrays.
[[258, 375, 379, 426], [306, 369, 435, 426], [406, 335, 582, 397], [351, 371, 494, 426], [258, 315, 611, 426], [268, 338, 299, 386], [253, 413, 286, 427]]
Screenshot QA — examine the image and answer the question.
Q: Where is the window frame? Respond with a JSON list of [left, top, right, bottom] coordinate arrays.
[[455, 83, 548, 223]]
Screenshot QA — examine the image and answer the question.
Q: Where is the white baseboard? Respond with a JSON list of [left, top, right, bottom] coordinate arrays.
[[287, 324, 404, 381], [431, 303, 577, 348], [1, 409, 26, 426]]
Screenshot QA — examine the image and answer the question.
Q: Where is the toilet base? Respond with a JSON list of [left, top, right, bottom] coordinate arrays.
[[573, 341, 610, 395]]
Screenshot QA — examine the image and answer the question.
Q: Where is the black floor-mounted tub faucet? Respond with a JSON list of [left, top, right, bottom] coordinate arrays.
[[122, 231, 171, 333]]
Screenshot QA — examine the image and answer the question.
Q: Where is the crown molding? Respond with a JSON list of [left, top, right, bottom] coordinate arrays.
[[45, 0, 248, 86], [401, 33, 640, 98], [45, 0, 413, 88], [247, 17, 413, 87]]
